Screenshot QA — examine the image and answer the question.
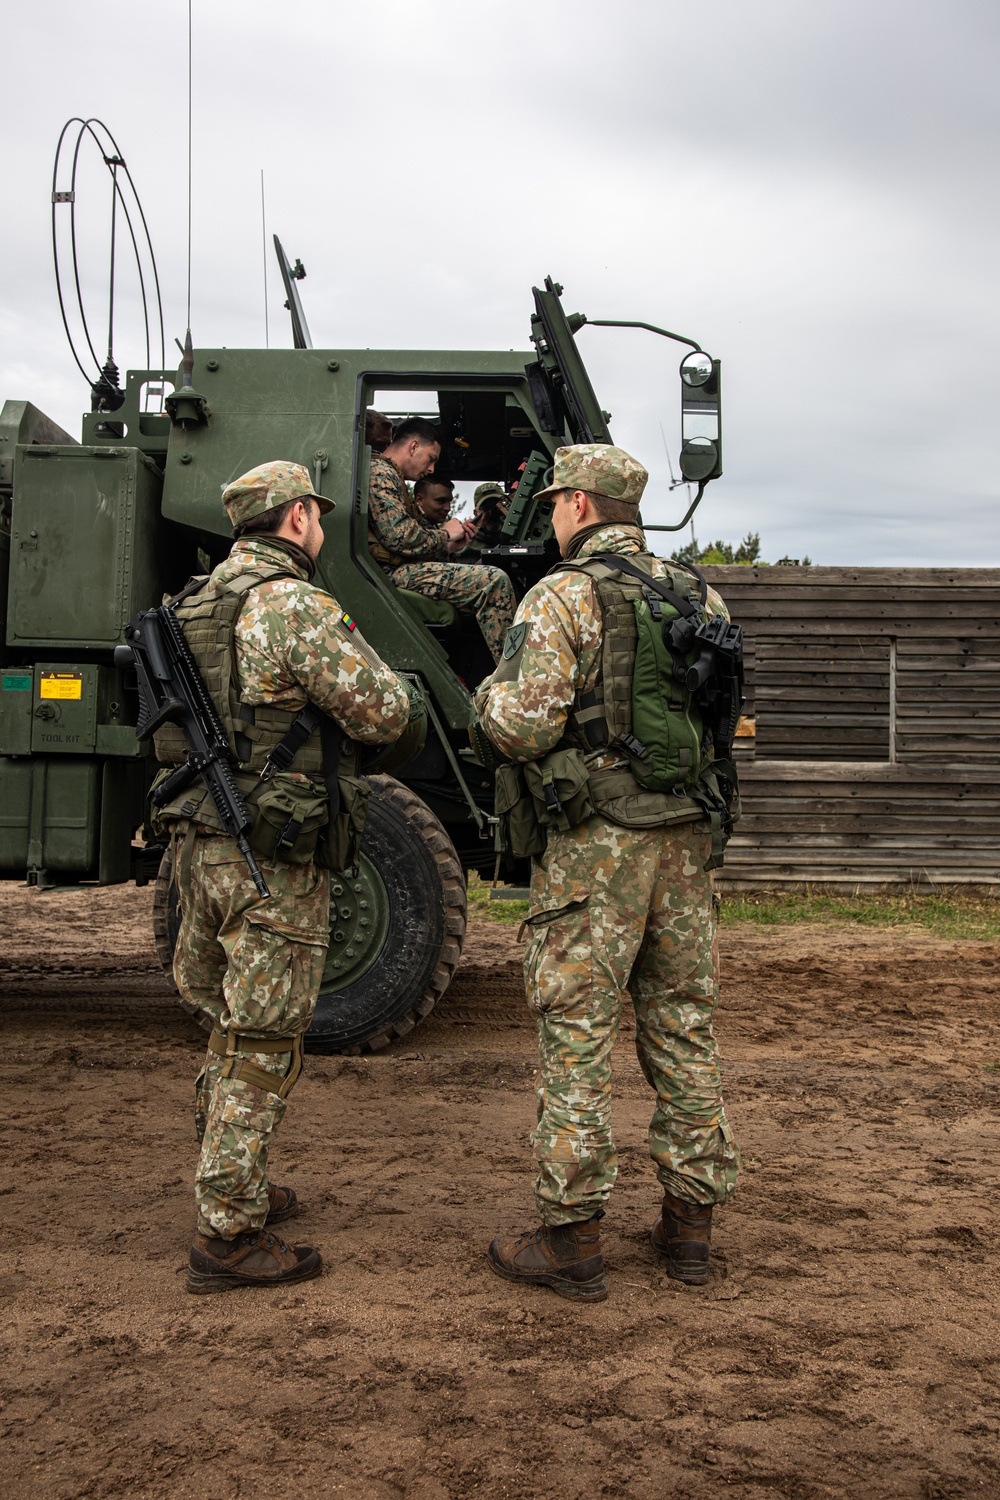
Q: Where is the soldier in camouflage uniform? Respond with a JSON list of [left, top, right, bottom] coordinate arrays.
[[160, 461, 411, 1293], [368, 417, 515, 662], [471, 444, 740, 1302]]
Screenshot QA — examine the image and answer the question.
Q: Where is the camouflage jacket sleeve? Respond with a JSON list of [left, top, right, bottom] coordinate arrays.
[[473, 574, 602, 761], [235, 579, 410, 743], [369, 457, 449, 562]]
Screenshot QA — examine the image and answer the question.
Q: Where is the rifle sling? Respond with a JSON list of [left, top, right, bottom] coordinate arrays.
[[258, 703, 341, 819], [320, 713, 342, 818]]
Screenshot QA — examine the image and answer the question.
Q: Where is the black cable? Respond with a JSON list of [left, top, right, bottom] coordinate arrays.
[[51, 119, 94, 385], [51, 117, 166, 409], [107, 158, 118, 361]]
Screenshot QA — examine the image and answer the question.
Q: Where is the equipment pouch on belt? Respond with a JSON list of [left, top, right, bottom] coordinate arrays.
[[495, 748, 596, 859], [524, 747, 595, 832], [495, 764, 546, 860], [248, 773, 329, 865], [316, 772, 369, 874]]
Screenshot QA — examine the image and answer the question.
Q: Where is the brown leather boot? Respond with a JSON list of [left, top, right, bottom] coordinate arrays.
[[265, 1183, 298, 1225], [187, 1228, 322, 1295], [650, 1190, 713, 1284], [487, 1217, 607, 1302]]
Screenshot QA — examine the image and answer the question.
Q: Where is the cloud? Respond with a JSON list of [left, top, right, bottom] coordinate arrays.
[[1, 0, 998, 563]]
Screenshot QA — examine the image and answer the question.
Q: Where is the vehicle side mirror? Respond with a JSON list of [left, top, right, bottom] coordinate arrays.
[[678, 351, 722, 483]]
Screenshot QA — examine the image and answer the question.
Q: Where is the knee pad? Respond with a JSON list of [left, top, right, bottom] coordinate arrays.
[[208, 1029, 304, 1099]]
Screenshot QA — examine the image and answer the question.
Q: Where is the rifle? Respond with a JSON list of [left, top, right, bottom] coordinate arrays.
[[114, 603, 271, 899]]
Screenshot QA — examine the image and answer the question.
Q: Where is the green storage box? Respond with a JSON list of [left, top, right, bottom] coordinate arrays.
[[7, 445, 164, 649]]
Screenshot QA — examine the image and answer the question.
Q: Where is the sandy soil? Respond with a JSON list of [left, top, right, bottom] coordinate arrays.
[[2, 881, 999, 1500]]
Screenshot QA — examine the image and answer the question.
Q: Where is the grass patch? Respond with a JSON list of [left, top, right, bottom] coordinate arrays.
[[467, 874, 1000, 940], [467, 873, 528, 925], [720, 888, 1000, 941]]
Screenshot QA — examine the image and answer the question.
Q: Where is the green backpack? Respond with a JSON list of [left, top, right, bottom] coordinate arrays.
[[565, 552, 744, 793]]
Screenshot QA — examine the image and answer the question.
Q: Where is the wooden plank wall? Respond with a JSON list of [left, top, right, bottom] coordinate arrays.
[[700, 566, 1000, 888]]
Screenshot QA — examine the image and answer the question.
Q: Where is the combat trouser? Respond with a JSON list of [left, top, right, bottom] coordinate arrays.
[[389, 560, 515, 663], [522, 815, 739, 1224], [171, 830, 330, 1239]]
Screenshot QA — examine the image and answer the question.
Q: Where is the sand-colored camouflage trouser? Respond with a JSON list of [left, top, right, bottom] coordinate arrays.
[[390, 560, 515, 663], [523, 815, 739, 1224], [172, 831, 330, 1238]]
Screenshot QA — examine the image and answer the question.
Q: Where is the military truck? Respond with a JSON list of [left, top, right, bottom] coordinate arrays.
[[0, 272, 721, 1051]]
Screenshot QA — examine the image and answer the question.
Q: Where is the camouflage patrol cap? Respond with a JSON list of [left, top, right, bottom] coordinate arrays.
[[473, 482, 506, 508], [534, 443, 648, 506], [221, 460, 335, 528]]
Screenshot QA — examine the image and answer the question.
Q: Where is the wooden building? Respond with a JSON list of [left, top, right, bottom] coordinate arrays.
[[700, 566, 1000, 890]]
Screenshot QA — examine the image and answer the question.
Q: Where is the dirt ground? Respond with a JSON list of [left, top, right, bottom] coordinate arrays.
[[2, 883, 999, 1500]]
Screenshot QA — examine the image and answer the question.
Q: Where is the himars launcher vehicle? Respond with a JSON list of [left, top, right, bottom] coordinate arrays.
[[0, 214, 723, 1050]]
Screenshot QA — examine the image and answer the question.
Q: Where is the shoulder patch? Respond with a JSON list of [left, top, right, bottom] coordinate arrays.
[[502, 622, 528, 660]]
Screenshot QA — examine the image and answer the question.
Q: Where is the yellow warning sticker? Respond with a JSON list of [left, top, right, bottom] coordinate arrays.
[[39, 673, 83, 701]]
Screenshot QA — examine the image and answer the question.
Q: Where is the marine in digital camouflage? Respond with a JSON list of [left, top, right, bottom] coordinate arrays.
[[474, 509, 739, 1224], [473, 481, 506, 508], [368, 452, 450, 566], [368, 452, 515, 664], [172, 530, 410, 1240], [390, 559, 515, 664]]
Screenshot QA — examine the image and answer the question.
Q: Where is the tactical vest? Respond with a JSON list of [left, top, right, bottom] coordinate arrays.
[[368, 458, 426, 569], [494, 550, 740, 870], [152, 564, 364, 869]]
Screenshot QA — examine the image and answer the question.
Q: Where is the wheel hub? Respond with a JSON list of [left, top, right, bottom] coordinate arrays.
[[320, 855, 390, 991]]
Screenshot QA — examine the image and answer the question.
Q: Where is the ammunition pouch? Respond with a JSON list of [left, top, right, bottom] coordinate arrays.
[[495, 764, 545, 860], [248, 773, 330, 865], [495, 747, 596, 859]]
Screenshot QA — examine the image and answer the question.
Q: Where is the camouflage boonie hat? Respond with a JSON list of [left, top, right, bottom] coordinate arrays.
[[473, 482, 506, 508], [534, 444, 648, 506], [221, 460, 334, 528]]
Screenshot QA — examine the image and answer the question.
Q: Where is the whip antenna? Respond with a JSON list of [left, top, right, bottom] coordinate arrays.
[[261, 169, 269, 348], [185, 0, 193, 339]]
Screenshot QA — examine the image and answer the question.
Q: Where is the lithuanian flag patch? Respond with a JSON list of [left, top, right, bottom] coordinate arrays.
[[342, 613, 356, 631]]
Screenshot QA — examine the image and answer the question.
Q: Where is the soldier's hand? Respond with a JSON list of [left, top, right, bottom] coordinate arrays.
[[443, 517, 467, 553]]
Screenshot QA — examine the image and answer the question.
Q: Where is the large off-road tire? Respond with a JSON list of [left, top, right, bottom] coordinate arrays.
[[151, 775, 467, 1054]]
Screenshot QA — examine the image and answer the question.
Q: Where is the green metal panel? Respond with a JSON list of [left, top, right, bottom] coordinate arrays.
[[7, 445, 165, 649], [25, 661, 141, 757], [0, 755, 101, 876]]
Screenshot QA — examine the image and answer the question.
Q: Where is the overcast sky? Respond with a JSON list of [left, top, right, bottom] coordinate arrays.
[[2, 0, 997, 564]]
